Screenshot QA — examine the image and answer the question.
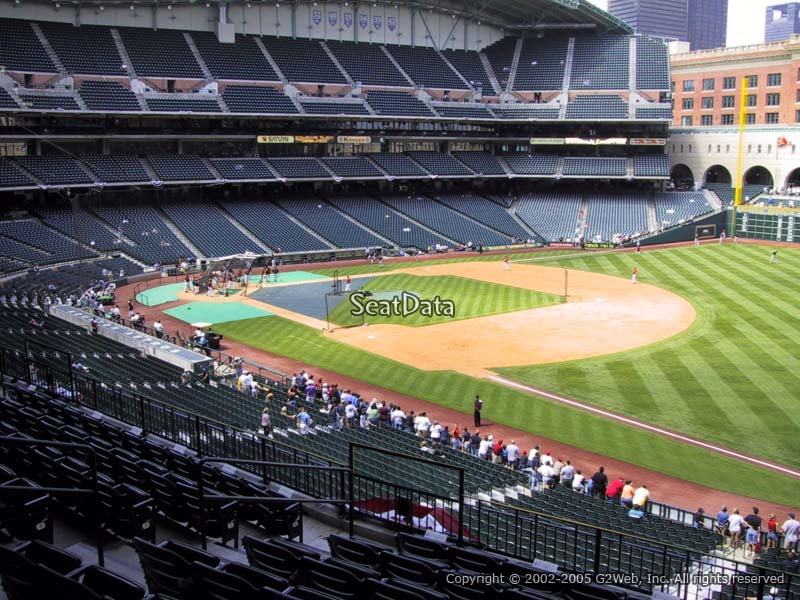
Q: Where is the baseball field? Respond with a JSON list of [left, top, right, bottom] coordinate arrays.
[[212, 243, 800, 505]]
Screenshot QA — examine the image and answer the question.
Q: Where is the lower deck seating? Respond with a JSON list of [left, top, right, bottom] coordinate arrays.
[[515, 192, 583, 241], [585, 193, 648, 241]]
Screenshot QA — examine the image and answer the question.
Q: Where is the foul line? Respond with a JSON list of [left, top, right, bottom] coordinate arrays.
[[488, 375, 800, 479]]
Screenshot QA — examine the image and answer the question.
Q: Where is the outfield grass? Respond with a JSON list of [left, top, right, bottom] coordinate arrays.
[[215, 280, 800, 505], [310, 249, 573, 277], [498, 243, 800, 470], [327, 274, 563, 327]]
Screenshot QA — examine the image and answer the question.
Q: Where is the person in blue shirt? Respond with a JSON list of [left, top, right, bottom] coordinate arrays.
[[296, 407, 312, 434], [715, 506, 730, 536]]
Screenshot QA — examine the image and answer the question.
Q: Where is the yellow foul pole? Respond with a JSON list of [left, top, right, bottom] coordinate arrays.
[[733, 77, 748, 206]]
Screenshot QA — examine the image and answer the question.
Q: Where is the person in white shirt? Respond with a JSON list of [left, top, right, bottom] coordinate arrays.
[[538, 463, 555, 489], [344, 402, 356, 427], [391, 407, 405, 430], [572, 470, 586, 493], [541, 451, 553, 467], [153, 320, 164, 339], [781, 512, 800, 556], [429, 421, 443, 445], [632, 484, 650, 509], [241, 371, 254, 394], [414, 412, 431, 438], [728, 508, 747, 549], [506, 441, 520, 469], [478, 435, 492, 460]]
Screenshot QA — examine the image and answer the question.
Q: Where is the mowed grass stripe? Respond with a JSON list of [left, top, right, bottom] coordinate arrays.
[[328, 274, 562, 327], [215, 313, 800, 504], [499, 244, 800, 470]]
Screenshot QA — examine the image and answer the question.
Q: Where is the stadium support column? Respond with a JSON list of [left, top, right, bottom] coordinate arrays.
[[733, 77, 748, 206]]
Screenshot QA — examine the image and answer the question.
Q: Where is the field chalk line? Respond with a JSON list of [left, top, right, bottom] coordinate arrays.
[[489, 375, 800, 479]]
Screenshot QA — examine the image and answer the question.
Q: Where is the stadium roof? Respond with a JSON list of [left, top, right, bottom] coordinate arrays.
[[35, 0, 633, 34]]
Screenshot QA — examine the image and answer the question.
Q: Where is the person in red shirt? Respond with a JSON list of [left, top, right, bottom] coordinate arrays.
[[502, 256, 510, 271], [767, 513, 780, 549], [631, 267, 638, 284], [606, 476, 625, 504]]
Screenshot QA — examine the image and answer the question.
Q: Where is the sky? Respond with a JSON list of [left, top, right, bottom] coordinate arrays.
[[585, 0, 773, 47]]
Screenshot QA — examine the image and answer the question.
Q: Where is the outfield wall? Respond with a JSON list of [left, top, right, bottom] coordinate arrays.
[[735, 207, 800, 243], [638, 211, 727, 246]]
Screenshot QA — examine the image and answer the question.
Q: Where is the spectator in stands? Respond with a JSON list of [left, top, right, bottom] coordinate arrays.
[[560, 460, 575, 488], [260, 407, 272, 436], [538, 460, 555, 490], [414, 411, 431, 437], [430, 421, 444, 446], [620, 480, 635, 508], [767, 513, 780, 549], [154, 320, 164, 339], [296, 407, 312, 434], [552, 456, 564, 484], [745, 508, 761, 556], [590, 467, 607, 499], [693, 507, 706, 529], [782, 513, 800, 557], [391, 405, 405, 430], [181, 370, 192, 385], [91, 317, 98, 334], [606, 476, 624, 504], [715, 506, 730, 536], [478, 434, 492, 460], [728, 508, 746, 549], [632, 484, 650, 510], [198, 368, 210, 384], [572, 469, 586, 493], [506, 440, 520, 469]]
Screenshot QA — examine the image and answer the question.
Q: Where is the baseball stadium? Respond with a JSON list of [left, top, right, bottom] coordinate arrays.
[[0, 0, 798, 598]]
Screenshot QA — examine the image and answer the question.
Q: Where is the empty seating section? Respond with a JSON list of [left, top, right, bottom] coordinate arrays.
[[277, 199, 385, 248], [15, 155, 94, 185], [387, 45, 467, 89], [383, 195, 511, 246], [585, 194, 648, 241], [322, 157, 383, 178], [636, 105, 672, 120], [146, 154, 213, 181], [191, 31, 279, 80], [441, 49, 492, 89], [435, 194, 532, 239], [326, 40, 408, 86], [514, 36, 569, 91], [491, 105, 560, 119], [81, 155, 150, 183], [633, 154, 670, 177], [0, 158, 34, 187], [407, 152, 473, 176], [0, 88, 19, 109], [79, 80, 141, 111], [261, 36, 346, 84], [211, 158, 275, 180], [452, 152, 506, 175], [18, 93, 80, 111], [0, 236, 51, 265], [570, 36, 630, 89], [39, 208, 122, 251], [222, 85, 298, 113], [636, 36, 670, 90], [654, 192, 713, 226], [38, 21, 123, 75], [367, 153, 427, 176], [328, 196, 449, 249], [562, 157, 627, 177], [91, 205, 191, 264], [483, 37, 517, 88], [566, 94, 627, 119], [222, 200, 331, 252], [504, 153, 559, 176], [145, 96, 222, 112], [434, 103, 495, 119], [0, 18, 56, 72], [268, 158, 330, 179], [704, 183, 734, 205], [299, 100, 370, 115], [515, 193, 582, 241], [118, 27, 203, 78], [161, 203, 266, 256], [0, 220, 95, 262], [366, 90, 434, 116]]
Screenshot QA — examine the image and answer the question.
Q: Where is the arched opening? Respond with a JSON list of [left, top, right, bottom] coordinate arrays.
[[784, 167, 800, 192], [670, 164, 694, 189], [744, 165, 773, 187], [703, 164, 732, 185]]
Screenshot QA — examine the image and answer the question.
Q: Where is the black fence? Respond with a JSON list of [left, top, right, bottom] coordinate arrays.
[[2, 347, 797, 600]]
